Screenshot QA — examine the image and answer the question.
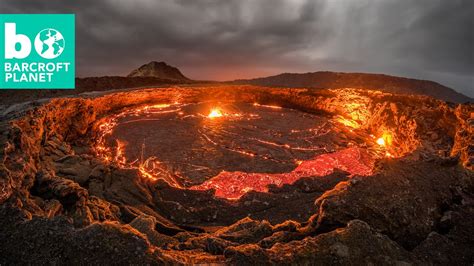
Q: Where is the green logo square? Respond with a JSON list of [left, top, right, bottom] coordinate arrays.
[[0, 14, 75, 89]]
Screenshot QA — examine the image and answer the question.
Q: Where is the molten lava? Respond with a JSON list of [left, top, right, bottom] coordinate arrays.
[[376, 137, 386, 146], [376, 132, 393, 147], [253, 103, 282, 109], [191, 147, 374, 200], [208, 108, 223, 118]]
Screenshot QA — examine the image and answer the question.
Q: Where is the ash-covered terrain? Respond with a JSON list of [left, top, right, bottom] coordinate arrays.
[[0, 85, 473, 265]]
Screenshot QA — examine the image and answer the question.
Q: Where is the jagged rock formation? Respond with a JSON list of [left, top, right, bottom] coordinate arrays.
[[0, 86, 472, 264], [127, 61, 190, 81], [234, 71, 472, 103]]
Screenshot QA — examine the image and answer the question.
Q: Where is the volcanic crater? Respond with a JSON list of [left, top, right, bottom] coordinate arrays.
[[0, 85, 472, 264], [98, 101, 374, 199]]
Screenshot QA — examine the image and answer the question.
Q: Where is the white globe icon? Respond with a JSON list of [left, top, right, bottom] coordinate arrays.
[[34, 28, 65, 59]]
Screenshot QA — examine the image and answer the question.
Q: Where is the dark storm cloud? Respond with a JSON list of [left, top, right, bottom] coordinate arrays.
[[1, 0, 472, 96]]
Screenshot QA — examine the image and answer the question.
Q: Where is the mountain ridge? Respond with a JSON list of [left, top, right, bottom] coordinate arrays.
[[233, 71, 472, 103], [1, 62, 471, 105]]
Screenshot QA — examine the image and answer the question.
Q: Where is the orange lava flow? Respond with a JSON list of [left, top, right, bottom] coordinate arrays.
[[190, 147, 374, 200]]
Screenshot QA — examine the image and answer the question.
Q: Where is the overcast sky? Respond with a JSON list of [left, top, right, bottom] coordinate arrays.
[[2, 0, 473, 96]]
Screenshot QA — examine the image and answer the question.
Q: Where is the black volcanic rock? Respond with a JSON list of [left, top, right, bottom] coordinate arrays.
[[127, 61, 190, 81], [234, 71, 472, 103]]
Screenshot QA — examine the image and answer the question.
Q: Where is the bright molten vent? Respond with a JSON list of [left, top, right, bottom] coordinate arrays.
[[207, 108, 223, 118]]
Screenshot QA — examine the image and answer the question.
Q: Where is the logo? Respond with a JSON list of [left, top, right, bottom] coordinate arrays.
[[34, 28, 65, 59], [1, 14, 75, 89]]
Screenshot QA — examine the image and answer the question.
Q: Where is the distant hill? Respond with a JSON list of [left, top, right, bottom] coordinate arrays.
[[234, 71, 472, 103], [127, 61, 190, 81], [0, 61, 195, 105], [0, 76, 194, 106]]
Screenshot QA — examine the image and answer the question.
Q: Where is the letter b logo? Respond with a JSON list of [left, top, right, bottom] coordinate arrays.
[[1, 14, 75, 89], [4, 23, 65, 59], [4, 23, 31, 59]]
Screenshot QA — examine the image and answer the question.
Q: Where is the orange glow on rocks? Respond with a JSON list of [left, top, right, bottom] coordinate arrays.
[[336, 115, 360, 129]]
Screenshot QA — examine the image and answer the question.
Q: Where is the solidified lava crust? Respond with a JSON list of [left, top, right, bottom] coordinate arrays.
[[0, 85, 473, 265]]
